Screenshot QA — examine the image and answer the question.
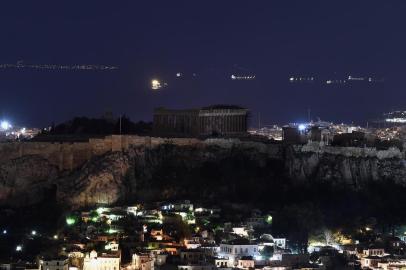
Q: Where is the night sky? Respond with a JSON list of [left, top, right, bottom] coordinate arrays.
[[1, 1, 406, 127]]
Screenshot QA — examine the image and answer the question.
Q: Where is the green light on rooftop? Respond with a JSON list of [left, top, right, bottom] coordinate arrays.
[[66, 216, 76, 226], [266, 215, 273, 225], [106, 228, 118, 234]]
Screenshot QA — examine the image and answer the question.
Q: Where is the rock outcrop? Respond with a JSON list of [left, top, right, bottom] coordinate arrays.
[[285, 144, 406, 187], [57, 152, 132, 208], [1, 140, 406, 208], [0, 155, 59, 206]]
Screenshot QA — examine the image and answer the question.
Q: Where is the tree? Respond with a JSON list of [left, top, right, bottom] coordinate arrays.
[[274, 203, 324, 253]]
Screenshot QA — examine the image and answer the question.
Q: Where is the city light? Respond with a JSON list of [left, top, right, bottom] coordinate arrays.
[[96, 207, 107, 214], [151, 79, 162, 90], [2, 230, 6, 234], [0, 121, 11, 130], [254, 255, 263, 261], [107, 228, 118, 234], [348, 75, 365, 81], [16, 245, 22, 252], [53, 234, 58, 240], [0, 61, 118, 71], [266, 215, 273, 224], [31, 230, 36, 236], [230, 74, 256, 80], [386, 118, 406, 123], [66, 216, 76, 226], [298, 124, 306, 131], [289, 77, 314, 83]]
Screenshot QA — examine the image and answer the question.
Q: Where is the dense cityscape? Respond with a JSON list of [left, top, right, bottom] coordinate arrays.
[[3, 1, 406, 270], [1, 106, 406, 269], [3, 197, 406, 270]]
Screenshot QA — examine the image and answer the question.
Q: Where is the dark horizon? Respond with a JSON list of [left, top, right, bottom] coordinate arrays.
[[1, 1, 405, 127]]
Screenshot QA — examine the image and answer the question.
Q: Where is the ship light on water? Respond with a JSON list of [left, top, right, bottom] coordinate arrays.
[[151, 79, 162, 90]]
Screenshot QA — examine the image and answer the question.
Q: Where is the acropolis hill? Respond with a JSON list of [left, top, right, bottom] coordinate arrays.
[[0, 135, 405, 208]]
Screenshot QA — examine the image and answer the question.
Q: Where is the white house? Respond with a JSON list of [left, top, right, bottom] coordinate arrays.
[[214, 259, 230, 268], [378, 259, 406, 270], [184, 238, 202, 249], [237, 257, 254, 269], [83, 251, 120, 270], [232, 227, 251, 238], [39, 257, 69, 270], [219, 240, 259, 266], [361, 256, 384, 269], [362, 248, 385, 257], [273, 238, 286, 249], [155, 254, 168, 266], [132, 252, 154, 270]]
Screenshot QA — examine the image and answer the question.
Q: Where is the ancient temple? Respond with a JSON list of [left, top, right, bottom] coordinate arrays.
[[153, 105, 249, 137]]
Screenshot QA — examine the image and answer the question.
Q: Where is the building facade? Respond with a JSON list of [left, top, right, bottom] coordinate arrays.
[[153, 108, 200, 137], [219, 241, 259, 266], [132, 252, 154, 270], [153, 105, 248, 138], [39, 257, 69, 270], [83, 251, 120, 270]]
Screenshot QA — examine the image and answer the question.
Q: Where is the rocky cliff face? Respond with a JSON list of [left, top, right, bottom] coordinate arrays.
[[57, 152, 132, 209], [0, 155, 59, 206], [0, 142, 283, 208], [285, 144, 406, 188], [1, 141, 406, 209]]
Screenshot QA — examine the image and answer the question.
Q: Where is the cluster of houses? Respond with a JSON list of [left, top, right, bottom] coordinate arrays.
[[3, 200, 406, 270]]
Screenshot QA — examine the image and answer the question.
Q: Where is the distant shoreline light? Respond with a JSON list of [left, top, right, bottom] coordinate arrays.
[[0, 61, 119, 71], [385, 118, 406, 123], [231, 74, 256, 80]]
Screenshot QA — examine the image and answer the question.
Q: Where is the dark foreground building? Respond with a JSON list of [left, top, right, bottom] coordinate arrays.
[[153, 105, 248, 137]]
